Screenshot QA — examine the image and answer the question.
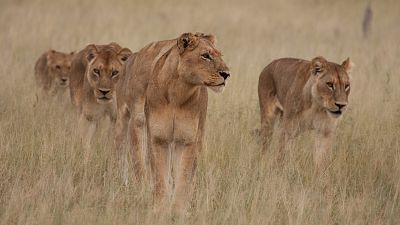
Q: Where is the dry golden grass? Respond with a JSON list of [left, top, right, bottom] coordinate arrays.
[[1, 0, 400, 224]]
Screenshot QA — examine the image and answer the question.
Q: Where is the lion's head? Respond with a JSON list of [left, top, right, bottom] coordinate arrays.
[[47, 50, 74, 88], [176, 32, 230, 93], [310, 57, 353, 118], [85, 43, 132, 104]]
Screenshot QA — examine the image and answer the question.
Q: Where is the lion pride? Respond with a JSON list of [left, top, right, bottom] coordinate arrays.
[[34, 49, 74, 98], [115, 32, 230, 211], [69, 42, 132, 149], [258, 56, 352, 172]]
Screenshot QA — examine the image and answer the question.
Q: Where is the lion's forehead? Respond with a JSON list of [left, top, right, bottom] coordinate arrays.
[[198, 39, 222, 56], [49, 53, 73, 65], [324, 64, 350, 85], [50, 55, 68, 61], [51, 59, 70, 67], [92, 62, 120, 71], [210, 48, 222, 57], [92, 54, 122, 70]]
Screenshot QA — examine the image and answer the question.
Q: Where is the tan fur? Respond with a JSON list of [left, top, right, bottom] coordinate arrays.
[[34, 50, 74, 98], [115, 32, 230, 211], [69, 42, 132, 149], [258, 56, 352, 172]]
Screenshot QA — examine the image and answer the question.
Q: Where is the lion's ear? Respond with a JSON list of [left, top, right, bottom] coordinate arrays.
[[311, 56, 327, 76], [108, 42, 122, 51], [69, 51, 75, 55], [46, 49, 56, 65], [342, 57, 354, 74], [195, 32, 217, 45], [205, 34, 217, 45], [85, 44, 98, 63], [117, 48, 133, 62], [177, 33, 199, 54]]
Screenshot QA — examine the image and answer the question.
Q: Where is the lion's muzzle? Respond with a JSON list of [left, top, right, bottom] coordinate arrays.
[[95, 88, 113, 103], [327, 101, 347, 118], [58, 77, 69, 87]]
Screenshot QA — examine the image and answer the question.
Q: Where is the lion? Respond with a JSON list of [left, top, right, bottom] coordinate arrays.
[[69, 42, 132, 149], [34, 49, 74, 99], [258, 56, 353, 172], [115, 32, 230, 211]]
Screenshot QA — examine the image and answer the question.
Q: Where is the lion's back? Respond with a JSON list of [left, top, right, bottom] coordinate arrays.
[[259, 58, 310, 106], [136, 39, 176, 74], [121, 39, 177, 99]]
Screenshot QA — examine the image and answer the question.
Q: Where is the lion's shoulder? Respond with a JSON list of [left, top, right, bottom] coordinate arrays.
[[34, 52, 48, 74]]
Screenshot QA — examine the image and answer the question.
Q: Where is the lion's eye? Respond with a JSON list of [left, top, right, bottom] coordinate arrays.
[[326, 82, 334, 90], [201, 53, 212, 61], [112, 70, 119, 77], [55, 65, 61, 70], [345, 84, 350, 91], [93, 69, 100, 75]]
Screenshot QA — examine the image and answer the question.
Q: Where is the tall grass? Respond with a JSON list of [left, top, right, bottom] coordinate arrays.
[[0, 0, 399, 224]]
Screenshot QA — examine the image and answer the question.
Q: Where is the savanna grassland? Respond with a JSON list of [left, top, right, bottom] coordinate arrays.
[[1, 0, 400, 224]]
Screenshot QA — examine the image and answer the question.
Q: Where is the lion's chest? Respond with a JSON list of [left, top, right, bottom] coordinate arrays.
[[300, 109, 337, 134], [148, 105, 200, 145], [82, 99, 116, 121]]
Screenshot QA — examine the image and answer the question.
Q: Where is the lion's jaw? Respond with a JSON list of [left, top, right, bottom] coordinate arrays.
[[96, 97, 113, 104], [326, 107, 346, 119], [206, 82, 225, 93]]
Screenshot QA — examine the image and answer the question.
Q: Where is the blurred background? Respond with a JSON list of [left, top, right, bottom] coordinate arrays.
[[0, 0, 399, 224]]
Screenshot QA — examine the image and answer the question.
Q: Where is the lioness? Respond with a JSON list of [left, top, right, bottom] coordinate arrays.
[[69, 42, 132, 149], [34, 49, 74, 98], [115, 33, 230, 210], [258, 56, 352, 172]]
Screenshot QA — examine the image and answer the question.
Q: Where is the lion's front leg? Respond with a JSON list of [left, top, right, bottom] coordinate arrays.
[[277, 119, 298, 162], [113, 107, 130, 185], [78, 113, 97, 150], [314, 131, 334, 174], [114, 106, 129, 156], [129, 97, 147, 182], [171, 110, 201, 212], [129, 114, 147, 182], [78, 113, 97, 179], [149, 136, 170, 209], [49, 83, 58, 97], [172, 142, 197, 212]]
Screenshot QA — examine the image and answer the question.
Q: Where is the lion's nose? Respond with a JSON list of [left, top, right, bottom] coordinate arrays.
[[99, 88, 110, 95], [335, 102, 347, 110], [61, 78, 68, 82], [219, 71, 230, 80]]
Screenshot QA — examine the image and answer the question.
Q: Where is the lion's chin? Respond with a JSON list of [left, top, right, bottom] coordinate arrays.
[[58, 83, 69, 88], [96, 97, 113, 104], [207, 84, 225, 93], [326, 109, 343, 119]]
